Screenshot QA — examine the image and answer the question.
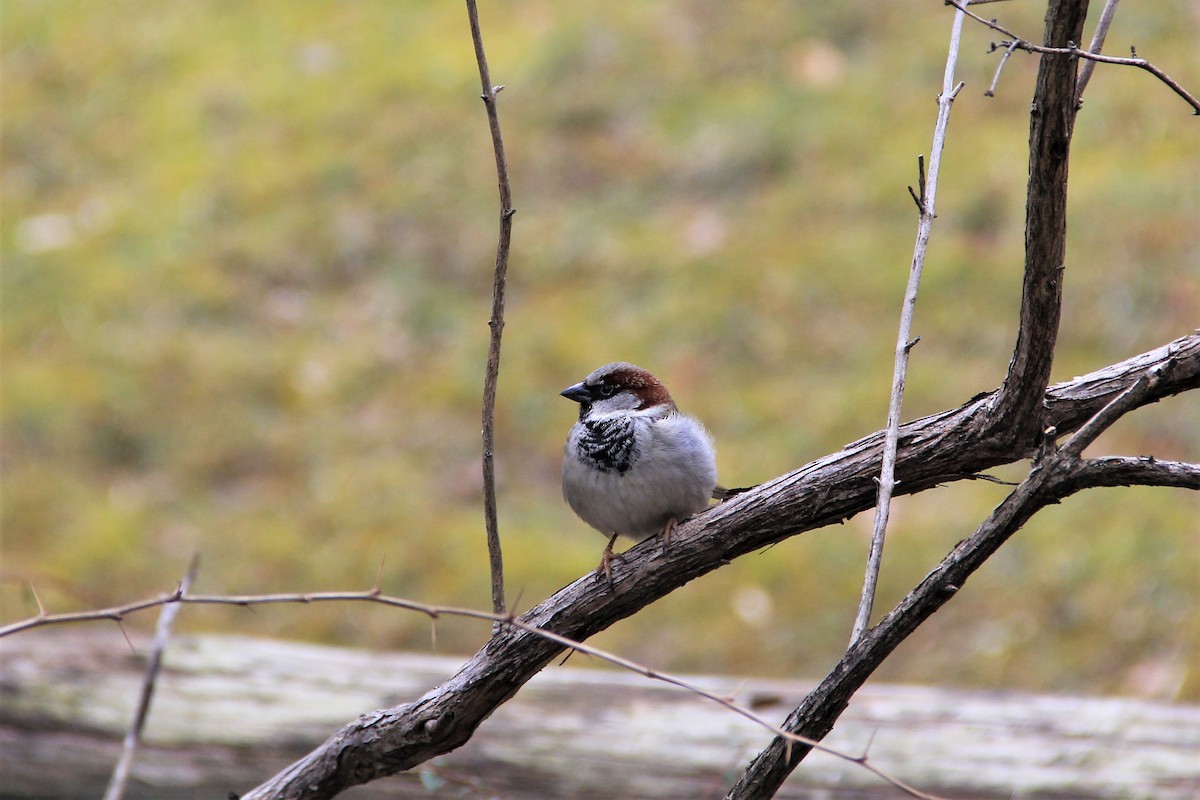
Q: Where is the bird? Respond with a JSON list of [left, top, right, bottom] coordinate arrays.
[[560, 362, 721, 584]]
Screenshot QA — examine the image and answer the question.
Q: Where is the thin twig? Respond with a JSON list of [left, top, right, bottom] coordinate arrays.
[[466, 0, 515, 623], [101, 555, 199, 800], [850, 5, 967, 647], [1075, 0, 1121, 106], [948, 0, 1200, 114], [984, 39, 1020, 97]]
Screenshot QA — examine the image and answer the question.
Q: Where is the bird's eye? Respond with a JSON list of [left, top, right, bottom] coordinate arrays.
[[597, 383, 617, 398]]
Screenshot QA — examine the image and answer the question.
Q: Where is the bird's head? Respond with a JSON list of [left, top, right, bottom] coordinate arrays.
[[560, 362, 676, 420]]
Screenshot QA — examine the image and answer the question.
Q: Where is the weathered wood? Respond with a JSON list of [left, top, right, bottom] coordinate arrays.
[[2, 630, 1197, 799]]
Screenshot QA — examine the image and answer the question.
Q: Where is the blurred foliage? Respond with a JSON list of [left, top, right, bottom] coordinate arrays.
[[2, 1, 1197, 701]]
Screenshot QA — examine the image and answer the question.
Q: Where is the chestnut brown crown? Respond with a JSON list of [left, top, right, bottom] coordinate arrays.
[[560, 362, 676, 412]]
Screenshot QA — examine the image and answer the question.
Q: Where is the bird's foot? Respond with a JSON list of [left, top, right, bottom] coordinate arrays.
[[597, 533, 621, 589], [660, 517, 679, 549]]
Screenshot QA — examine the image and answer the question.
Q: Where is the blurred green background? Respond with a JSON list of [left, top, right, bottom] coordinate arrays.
[[2, 1, 1197, 701]]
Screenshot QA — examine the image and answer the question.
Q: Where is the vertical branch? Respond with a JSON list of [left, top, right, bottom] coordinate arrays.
[[849, 7, 967, 646], [1075, 0, 1120, 106], [102, 556, 199, 800], [732, 1, 1094, 795], [992, 0, 1089, 441], [466, 0, 515, 621]]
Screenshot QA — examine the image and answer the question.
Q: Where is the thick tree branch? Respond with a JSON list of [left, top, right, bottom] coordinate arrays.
[[724, 449, 1198, 799], [236, 331, 1199, 799], [229, 4, 1200, 794], [726, 359, 1193, 797], [992, 0, 1089, 443]]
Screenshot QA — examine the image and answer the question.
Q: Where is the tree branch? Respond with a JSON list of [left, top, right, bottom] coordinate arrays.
[[852, 4, 967, 646], [1074, 0, 1120, 107], [991, 0, 1089, 444], [231, 330, 1199, 799], [467, 0, 515, 620], [725, 377, 1197, 797], [950, 0, 1200, 113], [102, 556, 198, 800]]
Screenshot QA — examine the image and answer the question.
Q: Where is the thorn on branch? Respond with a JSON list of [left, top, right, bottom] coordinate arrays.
[[904, 336, 922, 353], [907, 185, 924, 213], [29, 582, 47, 617], [917, 154, 927, 205]]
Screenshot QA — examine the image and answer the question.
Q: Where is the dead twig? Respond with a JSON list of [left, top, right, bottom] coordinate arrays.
[[1075, 0, 1121, 106], [949, 0, 1200, 113], [102, 555, 199, 800], [850, 5, 967, 647], [466, 0, 515, 622]]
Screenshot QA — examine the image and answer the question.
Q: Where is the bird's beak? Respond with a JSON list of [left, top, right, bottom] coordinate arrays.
[[560, 382, 591, 403]]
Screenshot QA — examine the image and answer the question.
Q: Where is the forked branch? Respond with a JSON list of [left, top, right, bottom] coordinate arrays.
[[225, 330, 1198, 799], [949, 0, 1200, 113]]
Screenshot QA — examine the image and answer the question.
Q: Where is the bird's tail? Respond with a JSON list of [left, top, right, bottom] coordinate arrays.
[[712, 484, 753, 501]]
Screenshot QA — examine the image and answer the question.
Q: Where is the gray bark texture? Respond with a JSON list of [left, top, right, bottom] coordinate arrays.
[[3, 630, 1198, 800]]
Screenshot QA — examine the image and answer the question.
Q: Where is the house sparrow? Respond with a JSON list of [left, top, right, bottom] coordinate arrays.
[[561, 362, 720, 583]]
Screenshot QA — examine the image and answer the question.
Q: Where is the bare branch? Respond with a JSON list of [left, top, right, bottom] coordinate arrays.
[[727, 417, 1197, 797], [5, 584, 943, 799], [984, 39, 1020, 97], [991, 0, 1087, 445], [949, 0, 1200, 113], [1075, 0, 1121, 106], [231, 334, 1196, 799], [851, 5, 967, 646], [1075, 455, 1200, 490], [466, 0, 515, 621], [102, 555, 199, 800]]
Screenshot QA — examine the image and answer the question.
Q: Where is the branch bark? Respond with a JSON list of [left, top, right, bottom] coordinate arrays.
[[992, 0, 1089, 443]]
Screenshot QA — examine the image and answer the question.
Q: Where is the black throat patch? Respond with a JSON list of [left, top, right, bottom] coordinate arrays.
[[577, 416, 638, 474]]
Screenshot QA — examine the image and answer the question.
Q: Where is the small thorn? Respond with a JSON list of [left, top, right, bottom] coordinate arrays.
[[907, 185, 924, 213], [29, 582, 47, 617]]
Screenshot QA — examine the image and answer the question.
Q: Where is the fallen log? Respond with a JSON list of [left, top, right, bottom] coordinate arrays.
[[1, 629, 1196, 799]]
